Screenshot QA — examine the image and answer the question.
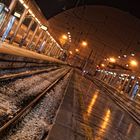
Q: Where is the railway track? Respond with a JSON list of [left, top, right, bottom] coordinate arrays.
[[0, 68, 71, 139], [0, 67, 68, 128], [93, 78, 140, 125], [0, 66, 61, 84], [0, 52, 64, 77]]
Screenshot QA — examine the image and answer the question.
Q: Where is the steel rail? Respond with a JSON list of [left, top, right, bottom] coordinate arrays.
[[0, 68, 70, 136], [93, 79, 140, 125], [0, 66, 61, 82]]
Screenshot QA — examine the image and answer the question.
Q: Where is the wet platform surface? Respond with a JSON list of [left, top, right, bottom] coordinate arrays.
[[47, 71, 140, 140]]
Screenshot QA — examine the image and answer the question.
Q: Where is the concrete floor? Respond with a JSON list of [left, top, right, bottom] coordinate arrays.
[[47, 70, 140, 140]]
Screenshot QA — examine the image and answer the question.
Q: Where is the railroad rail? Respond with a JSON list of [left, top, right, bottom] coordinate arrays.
[[93, 78, 140, 125], [0, 66, 61, 83], [0, 68, 71, 138]]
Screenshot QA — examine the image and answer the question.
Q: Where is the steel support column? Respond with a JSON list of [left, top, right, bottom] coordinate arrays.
[[35, 30, 44, 49], [124, 78, 131, 93], [51, 44, 57, 56], [58, 51, 63, 58], [109, 75, 114, 85], [129, 80, 137, 97], [27, 24, 39, 48], [45, 44, 52, 56], [38, 34, 47, 52], [49, 42, 55, 56], [19, 19, 34, 47], [121, 76, 128, 91], [0, 0, 18, 32], [9, 8, 28, 43], [54, 48, 60, 58]]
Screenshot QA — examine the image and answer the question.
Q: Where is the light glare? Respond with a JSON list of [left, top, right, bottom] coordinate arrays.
[[109, 57, 116, 63], [130, 60, 138, 67]]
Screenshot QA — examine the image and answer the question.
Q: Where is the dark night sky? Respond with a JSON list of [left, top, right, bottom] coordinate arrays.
[[33, 0, 140, 72], [34, 0, 140, 19]]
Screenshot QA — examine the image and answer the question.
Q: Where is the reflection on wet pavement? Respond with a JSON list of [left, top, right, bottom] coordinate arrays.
[[76, 73, 140, 140], [96, 109, 111, 140], [87, 91, 99, 117]]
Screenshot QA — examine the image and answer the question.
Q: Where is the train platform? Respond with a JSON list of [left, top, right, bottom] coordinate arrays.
[[47, 70, 140, 140], [0, 41, 63, 63]]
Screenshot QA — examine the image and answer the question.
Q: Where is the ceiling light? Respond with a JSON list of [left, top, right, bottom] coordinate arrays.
[[62, 34, 68, 40], [41, 25, 47, 31], [130, 60, 138, 67], [131, 76, 135, 79], [82, 41, 88, 46], [69, 51, 73, 54], [131, 53, 135, 56], [109, 57, 116, 63], [75, 49, 79, 52], [101, 64, 105, 67], [19, 0, 24, 4], [29, 9, 33, 15], [14, 12, 21, 18], [23, 3, 29, 9]]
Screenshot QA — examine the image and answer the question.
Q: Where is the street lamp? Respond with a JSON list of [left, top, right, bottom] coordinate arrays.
[[109, 57, 116, 63], [131, 53, 135, 56], [130, 60, 138, 67], [81, 41, 88, 47], [126, 64, 129, 67], [69, 51, 73, 55], [62, 34, 68, 40], [75, 48, 79, 52], [59, 34, 68, 47], [101, 64, 105, 67]]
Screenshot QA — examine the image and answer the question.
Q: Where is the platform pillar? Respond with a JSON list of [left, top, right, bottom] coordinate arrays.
[[0, 0, 18, 32], [19, 19, 34, 47], [35, 30, 44, 49], [27, 24, 39, 48], [9, 8, 28, 43]]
